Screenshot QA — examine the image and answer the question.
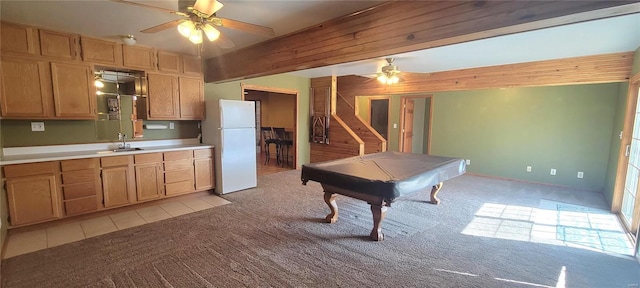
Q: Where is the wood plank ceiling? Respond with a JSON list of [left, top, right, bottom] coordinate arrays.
[[205, 1, 639, 83]]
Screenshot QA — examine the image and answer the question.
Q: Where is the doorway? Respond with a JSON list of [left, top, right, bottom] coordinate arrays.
[[242, 84, 298, 176], [369, 97, 390, 140], [399, 95, 433, 154]]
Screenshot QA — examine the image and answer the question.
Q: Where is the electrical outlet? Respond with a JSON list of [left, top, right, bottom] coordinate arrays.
[[169, 122, 175, 129], [550, 168, 557, 176], [526, 166, 532, 172], [465, 159, 471, 165], [577, 171, 584, 179], [31, 122, 45, 132]]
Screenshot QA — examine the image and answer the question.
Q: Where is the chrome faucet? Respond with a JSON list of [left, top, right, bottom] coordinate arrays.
[[118, 133, 129, 149]]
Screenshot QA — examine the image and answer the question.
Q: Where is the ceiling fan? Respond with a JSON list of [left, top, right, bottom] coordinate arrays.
[[110, 0, 275, 48], [371, 58, 401, 84]]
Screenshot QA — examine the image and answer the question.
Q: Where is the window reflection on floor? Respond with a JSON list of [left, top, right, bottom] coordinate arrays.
[[462, 200, 634, 256]]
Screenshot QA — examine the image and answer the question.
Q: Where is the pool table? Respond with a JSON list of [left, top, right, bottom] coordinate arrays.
[[301, 151, 466, 241]]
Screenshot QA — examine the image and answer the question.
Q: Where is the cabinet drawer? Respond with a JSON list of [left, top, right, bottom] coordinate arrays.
[[164, 159, 192, 171], [165, 168, 193, 183], [61, 158, 98, 171], [4, 161, 56, 178], [135, 153, 163, 164], [62, 182, 97, 199], [62, 169, 95, 184], [164, 150, 192, 161], [101, 156, 131, 167], [165, 180, 193, 196], [193, 148, 212, 158], [64, 197, 97, 216]]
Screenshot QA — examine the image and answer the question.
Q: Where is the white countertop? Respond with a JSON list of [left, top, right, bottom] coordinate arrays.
[[1, 139, 214, 165]]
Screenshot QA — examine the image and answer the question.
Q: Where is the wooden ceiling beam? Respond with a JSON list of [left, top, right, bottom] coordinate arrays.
[[205, 1, 639, 83]]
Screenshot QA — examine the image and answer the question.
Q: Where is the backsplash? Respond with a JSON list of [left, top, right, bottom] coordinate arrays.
[[0, 120, 200, 147]]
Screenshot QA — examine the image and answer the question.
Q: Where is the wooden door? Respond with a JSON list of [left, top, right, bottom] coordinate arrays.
[[135, 163, 163, 201], [6, 175, 61, 226], [179, 77, 204, 119], [157, 50, 182, 74], [194, 157, 214, 190], [39, 29, 79, 60], [80, 37, 122, 66], [401, 99, 415, 153], [123, 45, 156, 70], [1, 22, 40, 55], [182, 54, 202, 76], [0, 57, 53, 118], [102, 166, 133, 207], [147, 73, 179, 119], [51, 62, 95, 119]]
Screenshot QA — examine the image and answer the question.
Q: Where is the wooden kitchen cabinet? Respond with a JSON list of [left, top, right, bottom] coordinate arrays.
[[179, 77, 205, 120], [157, 50, 182, 74], [101, 156, 136, 208], [164, 150, 194, 196], [39, 29, 79, 60], [0, 22, 40, 55], [3, 162, 62, 226], [134, 153, 164, 201], [80, 36, 122, 66], [194, 148, 215, 191], [50, 61, 96, 119], [146, 73, 179, 119], [181, 54, 202, 76], [0, 56, 54, 118], [60, 158, 100, 216], [123, 45, 156, 70]]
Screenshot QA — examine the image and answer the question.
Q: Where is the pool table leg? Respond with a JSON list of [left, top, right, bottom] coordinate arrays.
[[324, 192, 339, 223], [370, 204, 387, 241], [430, 182, 444, 204]]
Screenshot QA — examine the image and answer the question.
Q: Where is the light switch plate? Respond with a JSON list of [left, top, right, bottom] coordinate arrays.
[[31, 122, 45, 132], [169, 122, 175, 129]]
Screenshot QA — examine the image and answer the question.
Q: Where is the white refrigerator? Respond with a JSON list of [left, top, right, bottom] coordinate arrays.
[[202, 99, 257, 194]]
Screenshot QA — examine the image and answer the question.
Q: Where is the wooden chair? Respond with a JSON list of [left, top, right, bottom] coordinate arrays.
[[260, 127, 278, 164], [273, 127, 293, 167]]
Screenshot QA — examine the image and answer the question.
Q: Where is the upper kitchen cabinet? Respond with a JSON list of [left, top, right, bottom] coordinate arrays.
[[0, 22, 40, 55], [80, 37, 123, 66], [179, 77, 205, 120], [39, 29, 80, 60], [0, 56, 54, 118], [157, 50, 182, 74], [50, 62, 96, 119], [182, 54, 202, 76], [146, 73, 179, 119], [123, 45, 156, 71]]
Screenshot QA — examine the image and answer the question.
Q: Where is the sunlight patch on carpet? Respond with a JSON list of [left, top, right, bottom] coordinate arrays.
[[461, 200, 634, 256]]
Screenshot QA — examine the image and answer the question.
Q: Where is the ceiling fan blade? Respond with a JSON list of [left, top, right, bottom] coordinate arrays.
[[216, 18, 275, 37], [215, 32, 235, 49], [193, 0, 223, 17], [140, 19, 183, 33], [109, 0, 189, 16]]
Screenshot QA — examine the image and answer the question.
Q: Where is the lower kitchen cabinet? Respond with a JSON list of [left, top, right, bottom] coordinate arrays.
[[4, 162, 62, 226], [60, 158, 100, 216], [194, 148, 214, 190], [101, 155, 136, 208], [134, 153, 164, 201]]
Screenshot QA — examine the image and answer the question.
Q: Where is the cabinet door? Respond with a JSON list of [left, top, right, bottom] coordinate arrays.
[[147, 73, 179, 119], [6, 175, 61, 226], [157, 50, 181, 74], [51, 62, 96, 119], [1, 22, 40, 55], [135, 163, 164, 201], [179, 77, 204, 120], [102, 166, 134, 207], [123, 45, 156, 70], [39, 29, 79, 60], [194, 157, 214, 190], [182, 54, 202, 76], [81, 37, 122, 66], [0, 57, 53, 118]]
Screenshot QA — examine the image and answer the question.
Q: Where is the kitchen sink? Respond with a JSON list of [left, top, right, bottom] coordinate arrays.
[[113, 147, 144, 152]]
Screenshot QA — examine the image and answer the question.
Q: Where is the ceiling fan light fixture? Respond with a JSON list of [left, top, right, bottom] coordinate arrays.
[[188, 29, 204, 44], [177, 20, 196, 37], [202, 24, 220, 41]]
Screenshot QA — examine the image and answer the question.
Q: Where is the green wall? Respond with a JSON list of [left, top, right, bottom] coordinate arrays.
[[603, 82, 628, 205], [204, 74, 311, 166], [632, 46, 640, 76], [0, 120, 200, 147]]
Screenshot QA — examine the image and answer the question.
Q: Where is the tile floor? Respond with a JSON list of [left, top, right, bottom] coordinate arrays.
[[3, 193, 231, 259]]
